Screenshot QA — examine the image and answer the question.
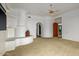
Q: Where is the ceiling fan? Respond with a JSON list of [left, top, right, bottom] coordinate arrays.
[[48, 4, 57, 16]]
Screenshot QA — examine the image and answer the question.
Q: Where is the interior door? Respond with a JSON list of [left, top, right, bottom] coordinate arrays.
[[53, 22, 58, 37]]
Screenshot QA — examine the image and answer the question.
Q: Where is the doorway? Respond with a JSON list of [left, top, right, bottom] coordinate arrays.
[[53, 22, 58, 37], [58, 24, 62, 38], [53, 17, 62, 38], [36, 23, 42, 37]]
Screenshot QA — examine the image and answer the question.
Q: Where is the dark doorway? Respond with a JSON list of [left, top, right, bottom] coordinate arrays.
[[36, 23, 42, 37]]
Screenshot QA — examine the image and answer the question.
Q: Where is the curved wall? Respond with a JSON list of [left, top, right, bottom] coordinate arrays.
[[7, 9, 54, 39], [26, 15, 53, 38]]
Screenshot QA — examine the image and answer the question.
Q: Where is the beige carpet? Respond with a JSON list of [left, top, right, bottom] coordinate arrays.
[[4, 38, 79, 56]]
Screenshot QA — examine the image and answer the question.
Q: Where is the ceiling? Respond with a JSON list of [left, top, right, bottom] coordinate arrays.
[[6, 3, 79, 16]]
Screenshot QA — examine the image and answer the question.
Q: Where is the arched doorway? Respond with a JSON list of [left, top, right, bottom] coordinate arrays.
[[36, 22, 42, 37]]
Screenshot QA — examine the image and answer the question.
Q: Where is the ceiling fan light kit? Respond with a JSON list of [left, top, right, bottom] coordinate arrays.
[[48, 4, 57, 16]]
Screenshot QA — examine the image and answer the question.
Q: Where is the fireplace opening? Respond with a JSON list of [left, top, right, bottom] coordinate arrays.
[[25, 30, 30, 37]]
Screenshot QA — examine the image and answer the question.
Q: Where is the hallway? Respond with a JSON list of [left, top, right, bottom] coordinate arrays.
[[4, 38, 79, 56]]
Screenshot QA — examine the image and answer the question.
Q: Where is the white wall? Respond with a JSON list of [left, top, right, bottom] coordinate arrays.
[[15, 10, 26, 37], [7, 15, 17, 28], [7, 28, 15, 38], [42, 17, 53, 38], [55, 9, 79, 42], [7, 9, 27, 38], [0, 31, 6, 55], [7, 10, 19, 39], [7, 10, 54, 38], [7, 9, 54, 39], [26, 15, 44, 38], [26, 15, 53, 38], [7, 8, 79, 42]]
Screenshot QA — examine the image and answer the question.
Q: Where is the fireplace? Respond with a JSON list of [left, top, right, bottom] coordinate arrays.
[[25, 30, 30, 37]]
